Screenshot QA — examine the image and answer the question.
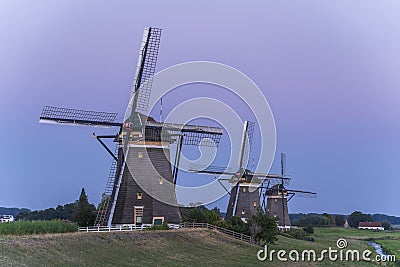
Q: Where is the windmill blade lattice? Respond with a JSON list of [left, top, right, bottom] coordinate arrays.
[[239, 121, 255, 169], [39, 106, 121, 127], [133, 28, 162, 113], [188, 164, 235, 175]]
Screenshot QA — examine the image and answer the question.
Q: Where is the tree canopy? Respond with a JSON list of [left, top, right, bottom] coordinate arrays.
[[74, 188, 96, 227], [248, 208, 279, 245], [347, 211, 373, 228]]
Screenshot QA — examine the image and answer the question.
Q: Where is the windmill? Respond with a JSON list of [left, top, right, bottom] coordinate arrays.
[[190, 121, 290, 222], [39, 27, 223, 226], [261, 153, 317, 228]]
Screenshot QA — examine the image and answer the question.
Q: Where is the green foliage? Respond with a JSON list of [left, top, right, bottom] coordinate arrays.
[[15, 188, 96, 225], [322, 213, 335, 225], [372, 214, 400, 225], [212, 220, 229, 229], [145, 222, 169, 231], [286, 228, 306, 240], [180, 206, 221, 224], [348, 211, 373, 228], [292, 214, 330, 227], [247, 208, 279, 245], [17, 203, 78, 221], [382, 221, 392, 230], [0, 220, 78, 235], [303, 225, 314, 234], [335, 215, 346, 227], [75, 188, 96, 227], [0, 207, 30, 217], [226, 216, 250, 235]]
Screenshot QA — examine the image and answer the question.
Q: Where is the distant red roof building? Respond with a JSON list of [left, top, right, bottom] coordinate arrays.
[[358, 222, 384, 230]]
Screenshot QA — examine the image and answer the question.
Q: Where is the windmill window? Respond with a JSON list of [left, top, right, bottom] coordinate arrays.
[[137, 192, 142, 200], [241, 209, 245, 215], [138, 152, 143, 159], [253, 201, 257, 207], [159, 178, 163, 185], [153, 217, 164, 225], [242, 187, 246, 192]]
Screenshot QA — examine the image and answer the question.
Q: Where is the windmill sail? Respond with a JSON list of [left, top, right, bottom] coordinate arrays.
[[130, 27, 162, 115], [39, 106, 121, 127], [238, 121, 255, 170]]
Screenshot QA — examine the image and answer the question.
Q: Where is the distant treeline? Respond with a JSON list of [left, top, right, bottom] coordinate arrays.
[[290, 212, 400, 228], [1, 188, 97, 227], [372, 214, 400, 225], [0, 207, 30, 217], [17, 203, 78, 221]]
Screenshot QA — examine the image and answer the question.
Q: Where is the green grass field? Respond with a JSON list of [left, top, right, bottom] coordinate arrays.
[[0, 220, 78, 235], [0, 227, 398, 266]]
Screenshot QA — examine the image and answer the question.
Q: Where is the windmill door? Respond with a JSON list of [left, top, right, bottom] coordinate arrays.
[[134, 206, 144, 225]]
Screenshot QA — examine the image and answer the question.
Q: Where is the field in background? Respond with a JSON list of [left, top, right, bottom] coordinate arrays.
[[0, 220, 78, 235]]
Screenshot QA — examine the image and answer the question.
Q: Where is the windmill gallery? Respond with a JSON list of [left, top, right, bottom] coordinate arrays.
[[39, 27, 316, 229]]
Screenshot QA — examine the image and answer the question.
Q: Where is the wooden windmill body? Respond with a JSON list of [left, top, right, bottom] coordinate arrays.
[[39, 27, 223, 226], [191, 121, 289, 222], [260, 153, 317, 228]]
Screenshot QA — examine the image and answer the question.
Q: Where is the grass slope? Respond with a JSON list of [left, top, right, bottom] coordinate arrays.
[[0, 228, 398, 266]]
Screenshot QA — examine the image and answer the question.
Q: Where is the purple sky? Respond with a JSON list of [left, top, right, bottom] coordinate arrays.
[[1, 1, 399, 216]]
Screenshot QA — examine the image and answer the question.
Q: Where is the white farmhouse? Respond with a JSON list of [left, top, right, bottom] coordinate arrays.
[[0, 215, 15, 223], [358, 222, 384, 231]]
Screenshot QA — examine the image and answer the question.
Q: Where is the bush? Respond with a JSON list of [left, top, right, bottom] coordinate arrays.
[[144, 222, 169, 231], [0, 220, 78, 235], [292, 214, 330, 227], [247, 208, 279, 245], [212, 220, 229, 229], [286, 229, 306, 240], [303, 226, 314, 234], [226, 216, 250, 235], [180, 206, 221, 224]]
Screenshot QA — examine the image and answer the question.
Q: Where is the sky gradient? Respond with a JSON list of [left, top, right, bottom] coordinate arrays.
[[0, 1, 399, 216]]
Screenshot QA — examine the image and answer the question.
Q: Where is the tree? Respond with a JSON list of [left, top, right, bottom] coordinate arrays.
[[292, 214, 330, 227], [248, 208, 278, 245], [303, 225, 314, 234], [226, 216, 250, 235], [75, 188, 96, 227], [347, 211, 373, 228], [249, 221, 262, 241], [322, 213, 335, 225], [335, 215, 346, 227], [180, 206, 221, 224], [382, 221, 391, 231]]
